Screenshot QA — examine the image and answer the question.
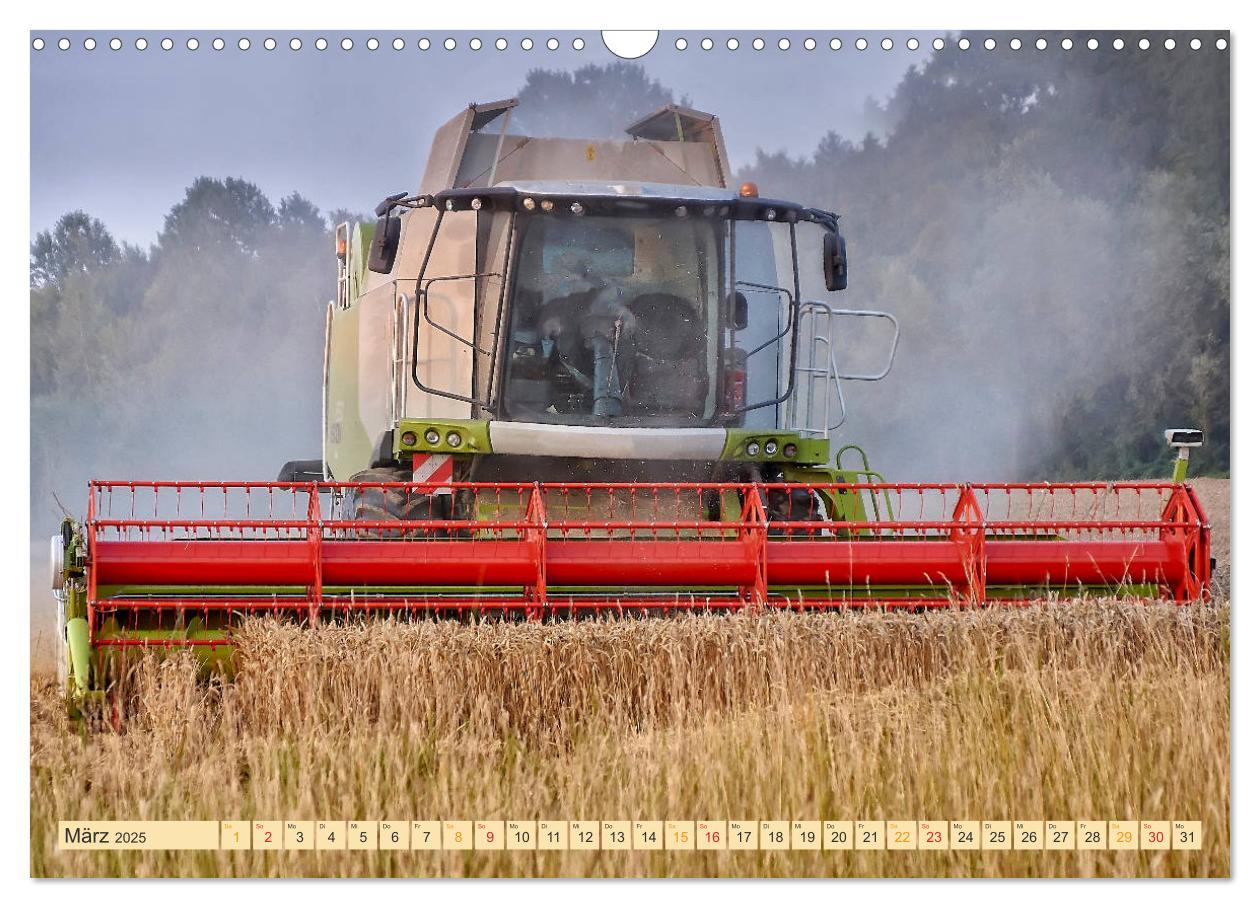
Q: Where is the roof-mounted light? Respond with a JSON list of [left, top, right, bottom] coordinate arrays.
[[739, 182, 759, 198], [522, 197, 536, 211]]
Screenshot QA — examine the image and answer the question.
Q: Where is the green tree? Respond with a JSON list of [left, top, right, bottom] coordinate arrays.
[[158, 176, 277, 255], [30, 211, 120, 288]]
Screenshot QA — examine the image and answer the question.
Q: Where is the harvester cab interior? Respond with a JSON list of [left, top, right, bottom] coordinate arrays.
[[51, 99, 1213, 711]]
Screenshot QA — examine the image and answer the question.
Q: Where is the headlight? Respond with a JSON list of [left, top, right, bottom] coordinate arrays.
[[446, 431, 463, 448], [763, 439, 778, 456], [783, 443, 798, 459], [745, 441, 760, 457], [401, 431, 418, 446], [424, 428, 441, 446]]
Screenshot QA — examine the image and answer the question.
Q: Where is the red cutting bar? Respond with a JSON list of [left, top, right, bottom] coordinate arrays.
[[85, 479, 1212, 643], [321, 539, 538, 586], [93, 539, 316, 586], [545, 539, 759, 586], [984, 539, 1187, 588]]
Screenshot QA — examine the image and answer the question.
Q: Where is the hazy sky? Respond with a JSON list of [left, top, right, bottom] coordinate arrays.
[[30, 30, 931, 246]]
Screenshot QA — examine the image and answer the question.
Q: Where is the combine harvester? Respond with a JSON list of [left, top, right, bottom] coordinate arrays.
[[50, 101, 1212, 705]]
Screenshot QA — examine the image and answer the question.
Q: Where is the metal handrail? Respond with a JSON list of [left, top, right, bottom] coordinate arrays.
[[789, 302, 899, 439]]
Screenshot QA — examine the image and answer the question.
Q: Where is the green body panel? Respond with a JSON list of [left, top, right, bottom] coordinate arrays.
[[396, 417, 492, 457], [719, 429, 829, 466], [391, 419, 825, 467], [325, 300, 373, 481], [66, 617, 90, 698], [349, 222, 374, 302]]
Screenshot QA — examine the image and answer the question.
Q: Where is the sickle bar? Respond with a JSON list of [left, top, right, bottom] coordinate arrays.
[[80, 479, 1211, 650]]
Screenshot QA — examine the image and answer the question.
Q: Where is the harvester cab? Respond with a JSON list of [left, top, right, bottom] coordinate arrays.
[[310, 98, 900, 499], [51, 100, 1212, 711]]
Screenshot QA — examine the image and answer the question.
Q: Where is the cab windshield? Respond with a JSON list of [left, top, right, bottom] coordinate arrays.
[[502, 213, 723, 424]]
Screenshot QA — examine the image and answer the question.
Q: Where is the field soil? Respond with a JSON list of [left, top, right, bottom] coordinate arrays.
[[29, 478, 1230, 878]]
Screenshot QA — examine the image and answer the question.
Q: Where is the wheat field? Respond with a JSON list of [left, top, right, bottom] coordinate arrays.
[[30, 598, 1229, 878]]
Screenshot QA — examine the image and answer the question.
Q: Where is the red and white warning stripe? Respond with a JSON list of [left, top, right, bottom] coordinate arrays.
[[412, 453, 454, 493]]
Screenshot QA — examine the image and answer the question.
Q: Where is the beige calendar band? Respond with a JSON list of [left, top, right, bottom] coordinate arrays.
[[58, 820, 1202, 852]]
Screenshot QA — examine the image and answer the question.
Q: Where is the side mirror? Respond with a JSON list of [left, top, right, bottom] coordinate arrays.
[[367, 213, 402, 274], [726, 291, 749, 331], [823, 231, 848, 291], [374, 191, 408, 218]]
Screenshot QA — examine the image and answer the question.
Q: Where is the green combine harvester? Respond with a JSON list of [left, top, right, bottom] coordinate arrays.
[[50, 100, 1213, 712]]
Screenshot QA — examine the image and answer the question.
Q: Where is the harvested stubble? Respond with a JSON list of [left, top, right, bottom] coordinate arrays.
[[31, 600, 1228, 878]]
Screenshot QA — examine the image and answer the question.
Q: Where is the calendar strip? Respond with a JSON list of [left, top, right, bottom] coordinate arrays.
[[57, 820, 1203, 852]]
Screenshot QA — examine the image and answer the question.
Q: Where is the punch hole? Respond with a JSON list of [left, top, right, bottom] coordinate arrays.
[[601, 31, 658, 59]]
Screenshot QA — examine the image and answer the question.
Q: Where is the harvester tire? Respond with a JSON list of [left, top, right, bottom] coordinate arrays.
[[344, 467, 451, 530]]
